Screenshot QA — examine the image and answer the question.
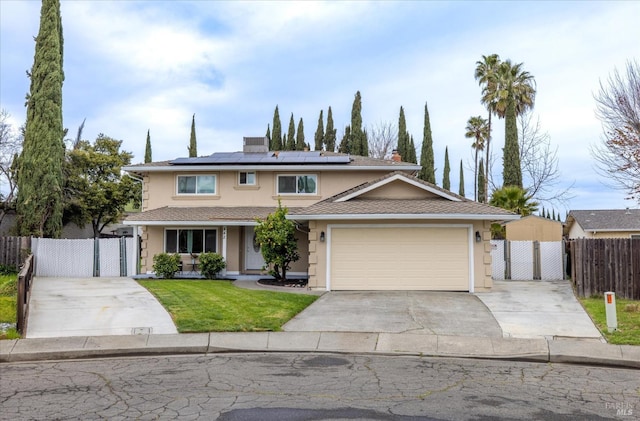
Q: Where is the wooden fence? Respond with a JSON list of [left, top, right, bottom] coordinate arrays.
[[570, 238, 640, 299], [17, 254, 34, 335], [0, 236, 31, 270]]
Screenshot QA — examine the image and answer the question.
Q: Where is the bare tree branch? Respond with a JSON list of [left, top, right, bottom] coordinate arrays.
[[367, 121, 398, 160], [0, 108, 23, 225], [591, 59, 640, 202], [518, 111, 574, 208]]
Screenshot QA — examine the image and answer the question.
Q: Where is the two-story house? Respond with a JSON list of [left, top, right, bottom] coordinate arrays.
[[124, 137, 517, 292]]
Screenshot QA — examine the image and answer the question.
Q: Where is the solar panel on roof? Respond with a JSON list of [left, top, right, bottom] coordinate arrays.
[[170, 151, 350, 165]]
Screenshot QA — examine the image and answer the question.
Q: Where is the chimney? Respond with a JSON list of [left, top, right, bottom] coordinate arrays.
[[391, 149, 402, 162], [243, 136, 269, 153]]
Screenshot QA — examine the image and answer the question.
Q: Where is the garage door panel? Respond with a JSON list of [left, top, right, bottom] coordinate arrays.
[[330, 227, 469, 291]]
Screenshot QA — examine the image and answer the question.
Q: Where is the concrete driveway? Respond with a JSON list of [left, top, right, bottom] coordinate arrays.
[[282, 280, 603, 340], [476, 280, 603, 340], [283, 291, 504, 338], [26, 277, 177, 338]]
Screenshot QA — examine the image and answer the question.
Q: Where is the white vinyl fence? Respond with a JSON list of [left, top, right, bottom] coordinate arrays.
[[491, 240, 564, 281], [32, 237, 136, 277]]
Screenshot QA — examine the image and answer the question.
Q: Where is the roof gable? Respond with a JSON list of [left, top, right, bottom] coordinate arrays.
[[289, 171, 518, 221], [336, 173, 461, 203]]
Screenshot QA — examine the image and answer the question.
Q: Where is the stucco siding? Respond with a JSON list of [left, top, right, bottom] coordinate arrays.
[[143, 170, 397, 210]]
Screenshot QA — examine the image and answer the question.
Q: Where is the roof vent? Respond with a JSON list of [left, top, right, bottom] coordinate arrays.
[[243, 137, 269, 153]]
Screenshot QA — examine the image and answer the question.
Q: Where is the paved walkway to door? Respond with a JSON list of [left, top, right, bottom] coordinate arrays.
[[26, 277, 177, 338]]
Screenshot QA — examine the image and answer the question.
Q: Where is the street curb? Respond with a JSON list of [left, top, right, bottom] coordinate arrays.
[[1, 333, 638, 368]]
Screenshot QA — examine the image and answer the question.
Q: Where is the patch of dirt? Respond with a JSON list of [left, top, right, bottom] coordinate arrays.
[[258, 279, 308, 288]]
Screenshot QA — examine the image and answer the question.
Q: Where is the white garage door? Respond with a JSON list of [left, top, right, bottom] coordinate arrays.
[[329, 226, 470, 291]]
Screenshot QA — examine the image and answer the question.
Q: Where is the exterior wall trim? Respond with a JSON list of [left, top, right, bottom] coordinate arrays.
[[291, 213, 520, 221]]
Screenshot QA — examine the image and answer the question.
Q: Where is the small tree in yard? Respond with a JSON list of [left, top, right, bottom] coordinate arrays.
[[255, 202, 299, 281]]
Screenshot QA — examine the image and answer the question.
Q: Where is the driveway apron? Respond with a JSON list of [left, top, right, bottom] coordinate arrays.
[[283, 291, 503, 338], [26, 277, 177, 338], [475, 280, 603, 339]]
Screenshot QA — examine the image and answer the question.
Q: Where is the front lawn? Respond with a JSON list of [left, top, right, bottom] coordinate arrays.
[[579, 296, 640, 345], [138, 280, 318, 332], [0, 274, 20, 339]]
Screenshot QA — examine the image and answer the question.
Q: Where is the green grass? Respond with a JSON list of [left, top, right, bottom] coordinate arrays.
[[138, 280, 318, 333], [0, 274, 19, 340], [579, 296, 640, 345]]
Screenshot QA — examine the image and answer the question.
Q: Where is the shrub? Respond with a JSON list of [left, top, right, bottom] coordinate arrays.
[[199, 252, 226, 279], [0, 264, 18, 275], [152, 253, 181, 279]]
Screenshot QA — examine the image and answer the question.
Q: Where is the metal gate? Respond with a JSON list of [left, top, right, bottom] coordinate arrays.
[[32, 237, 135, 277], [491, 240, 564, 281]]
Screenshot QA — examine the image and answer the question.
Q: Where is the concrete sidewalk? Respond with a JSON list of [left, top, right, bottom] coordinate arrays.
[[1, 332, 639, 368]]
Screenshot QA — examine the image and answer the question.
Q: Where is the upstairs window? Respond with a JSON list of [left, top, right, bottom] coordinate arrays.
[[239, 171, 256, 185], [277, 174, 317, 195], [177, 175, 216, 194]]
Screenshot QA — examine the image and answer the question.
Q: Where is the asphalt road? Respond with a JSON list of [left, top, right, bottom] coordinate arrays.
[[1, 353, 638, 420]]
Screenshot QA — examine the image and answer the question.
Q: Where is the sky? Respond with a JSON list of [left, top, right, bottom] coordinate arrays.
[[1, 0, 639, 214]]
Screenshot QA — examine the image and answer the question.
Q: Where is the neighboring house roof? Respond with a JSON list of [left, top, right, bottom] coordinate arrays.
[[125, 206, 281, 225], [289, 172, 519, 221], [123, 151, 421, 173], [566, 209, 640, 232]]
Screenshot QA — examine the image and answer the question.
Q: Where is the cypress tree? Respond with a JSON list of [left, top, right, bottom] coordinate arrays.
[[477, 159, 486, 203], [502, 97, 522, 187], [282, 134, 287, 150], [144, 130, 152, 163], [338, 126, 351, 154], [188, 113, 197, 157], [408, 135, 417, 164], [286, 113, 296, 150], [350, 91, 366, 156], [418, 102, 436, 183], [314, 110, 324, 151], [325, 107, 336, 152], [443, 147, 451, 190], [552, 209, 556, 220], [296, 118, 306, 150], [265, 124, 271, 147], [271, 106, 282, 150], [459, 160, 465, 197], [18, 0, 65, 238], [397, 106, 408, 160]]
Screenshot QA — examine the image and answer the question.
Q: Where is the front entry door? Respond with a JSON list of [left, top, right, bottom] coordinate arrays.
[[245, 226, 265, 270]]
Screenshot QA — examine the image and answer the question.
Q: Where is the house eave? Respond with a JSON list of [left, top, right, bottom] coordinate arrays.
[[287, 213, 521, 221], [123, 164, 421, 173], [124, 220, 258, 226]]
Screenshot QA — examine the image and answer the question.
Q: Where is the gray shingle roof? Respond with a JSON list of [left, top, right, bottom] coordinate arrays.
[[125, 206, 280, 223], [289, 171, 517, 219], [125, 152, 419, 170], [568, 209, 640, 231]]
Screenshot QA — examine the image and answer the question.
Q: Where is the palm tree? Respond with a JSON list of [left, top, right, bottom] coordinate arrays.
[[489, 186, 539, 216], [490, 60, 536, 187], [489, 59, 536, 119], [464, 116, 489, 201], [475, 54, 501, 201]]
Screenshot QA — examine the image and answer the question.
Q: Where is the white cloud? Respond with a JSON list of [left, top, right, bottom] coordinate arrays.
[[2, 0, 638, 211]]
